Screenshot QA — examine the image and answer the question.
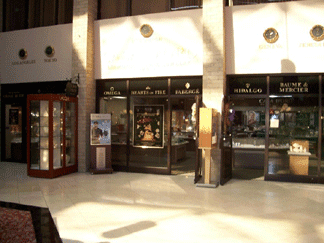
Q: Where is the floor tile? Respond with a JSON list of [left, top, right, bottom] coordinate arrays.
[[1, 162, 324, 243]]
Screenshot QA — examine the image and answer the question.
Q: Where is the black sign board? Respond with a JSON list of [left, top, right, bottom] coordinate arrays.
[[171, 78, 202, 95], [270, 76, 319, 95], [1, 81, 68, 100], [97, 80, 127, 97], [130, 79, 168, 96], [66, 82, 78, 97], [228, 77, 267, 95]]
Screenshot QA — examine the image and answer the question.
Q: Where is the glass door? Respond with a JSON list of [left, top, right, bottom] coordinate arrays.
[[229, 97, 266, 179], [171, 97, 198, 175], [99, 96, 128, 168], [29, 100, 50, 170], [66, 102, 76, 167], [4, 104, 24, 162]]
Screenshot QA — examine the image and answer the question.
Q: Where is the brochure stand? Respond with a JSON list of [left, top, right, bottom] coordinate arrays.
[[90, 114, 113, 174]]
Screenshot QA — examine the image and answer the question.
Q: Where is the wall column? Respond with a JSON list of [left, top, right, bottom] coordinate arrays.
[[202, 0, 226, 184], [72, 0, 97, 172]]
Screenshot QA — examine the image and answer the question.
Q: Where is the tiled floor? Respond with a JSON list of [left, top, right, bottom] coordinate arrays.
[[1, 162, 324, 243]]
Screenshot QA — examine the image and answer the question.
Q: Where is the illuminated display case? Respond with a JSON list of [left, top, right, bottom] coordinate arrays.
[[27, 94, 78, 178]]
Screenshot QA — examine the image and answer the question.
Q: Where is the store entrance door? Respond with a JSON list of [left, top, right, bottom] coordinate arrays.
[[171, 96, 201, 181], [3, 103, 25, 163]]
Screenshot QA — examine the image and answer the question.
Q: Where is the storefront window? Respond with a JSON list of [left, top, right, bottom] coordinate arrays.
[[268, 76, 319, 177], [129, 97, 169, 168], [268, 97, 319, 176], [99, 96, 127, 167], [268, 97, 318, 175]]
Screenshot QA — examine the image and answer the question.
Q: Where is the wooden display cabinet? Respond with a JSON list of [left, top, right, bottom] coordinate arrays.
[[27, 94, 78, 178]]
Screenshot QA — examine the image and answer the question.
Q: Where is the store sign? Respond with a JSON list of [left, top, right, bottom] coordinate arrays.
[[270, 77, 318, 95], [97, 80, 127, 97], [171, 78, 202, 95], [233, 84, 263, 94], [133, 105, 164, 148], [229, 77, 267, 95], [130, 80, 168, 96], [104, 87, 121, 96], [278, 82, 309, 93], [66, 82, 78, 97]]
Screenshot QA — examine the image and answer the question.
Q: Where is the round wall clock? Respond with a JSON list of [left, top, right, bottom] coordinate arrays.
[[263, 28, 279, 43], [310, 25, 324, 41], [140, 24, 153, 38], [45, 46, 55, 57], [18, 49, 28, 59]]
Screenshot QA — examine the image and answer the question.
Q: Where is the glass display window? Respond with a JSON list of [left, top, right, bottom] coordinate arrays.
[[268, 97, 319, 176], [129, 97, 169, 169], [229, 98, 266, 148]]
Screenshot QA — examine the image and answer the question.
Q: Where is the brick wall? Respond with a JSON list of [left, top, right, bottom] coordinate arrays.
[[202, 0, 226, 184], [72, 0, 97, 172]]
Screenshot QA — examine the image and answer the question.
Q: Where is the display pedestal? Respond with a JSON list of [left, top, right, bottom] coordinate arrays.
[[90, 145, 113, 174], [288, 152, 311, 175], [196, 148, 217, 188]]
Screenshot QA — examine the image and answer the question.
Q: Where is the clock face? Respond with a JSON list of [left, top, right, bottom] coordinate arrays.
[[45, 46, 55, 57], [263, 28, 279, 43], [18, 49, 27, 59], [140, 24, 153, 38], [310, 25, 324, 41], [312, 26, 323, 37], [265, 29, 275, 39]]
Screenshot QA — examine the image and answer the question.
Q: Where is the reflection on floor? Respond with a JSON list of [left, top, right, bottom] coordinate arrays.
[[232, 168, 265, 180], [171, 151, 196, 175], [2, 162, 324, 243]]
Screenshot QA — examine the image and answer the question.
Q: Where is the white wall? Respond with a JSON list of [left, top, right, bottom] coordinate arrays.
[[0, 24, 72, 84], [226, 0, 324, 74], [94, 9, 203, 79]]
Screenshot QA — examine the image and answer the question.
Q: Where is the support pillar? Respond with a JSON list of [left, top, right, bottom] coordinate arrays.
[[202, 0, 226, 185], [72, 0, 97, 172]]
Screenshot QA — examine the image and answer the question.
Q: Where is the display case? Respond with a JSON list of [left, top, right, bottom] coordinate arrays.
[[27, 94, 78, 178]]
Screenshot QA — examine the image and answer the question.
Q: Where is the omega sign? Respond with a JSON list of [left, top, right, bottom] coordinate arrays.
[[104, 87, 121, 96], [233, 83, 263, 94]]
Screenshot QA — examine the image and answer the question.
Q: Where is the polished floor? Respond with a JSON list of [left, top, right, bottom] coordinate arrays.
[[1, 162, 324, 243]]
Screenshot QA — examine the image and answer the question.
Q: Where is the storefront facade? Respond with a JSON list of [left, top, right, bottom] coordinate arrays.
[[1, 0, 323, 184], [224, 74, 324, 183], [222, 0, 324, 184], [96, 77, 202, 180]]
